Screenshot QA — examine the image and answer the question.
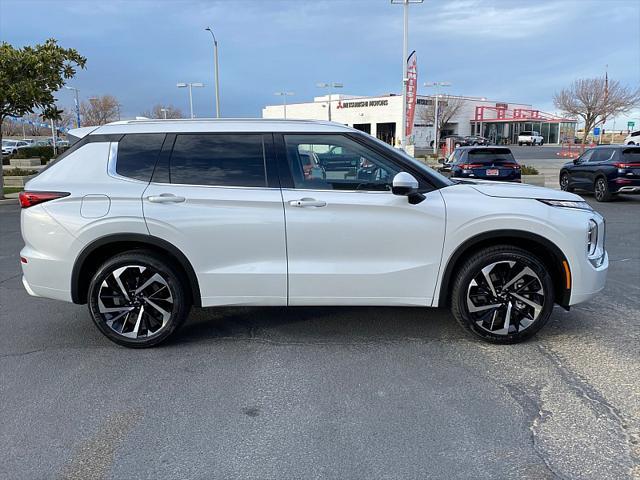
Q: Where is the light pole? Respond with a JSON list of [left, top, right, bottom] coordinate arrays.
[[274, 92, 294, 119], [177, 82, 205, 119], [64, 85, 81, 127], [205, 27, 221, 118], [160, 108, 168, 119], [316, 82, 343, 121], [391, 0, 423, 150], [424, 81, 451, 154]]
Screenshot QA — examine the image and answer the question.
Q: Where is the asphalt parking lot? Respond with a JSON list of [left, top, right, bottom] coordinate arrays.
[[1, 193, 638, 479]]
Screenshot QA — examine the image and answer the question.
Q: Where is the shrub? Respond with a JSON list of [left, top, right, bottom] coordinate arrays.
[[520, 164, 539, 175], [13, 146, 68, 161]]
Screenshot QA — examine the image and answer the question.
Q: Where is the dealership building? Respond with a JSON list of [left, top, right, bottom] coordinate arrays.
[[262, 93, 577, 148]]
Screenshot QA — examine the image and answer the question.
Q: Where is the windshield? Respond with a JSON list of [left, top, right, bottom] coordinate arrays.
[[519, 131, 532, 136]]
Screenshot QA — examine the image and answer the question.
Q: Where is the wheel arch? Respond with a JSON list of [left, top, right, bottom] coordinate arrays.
[[71, 233, 202, 307], [437, 230, 571, 309]]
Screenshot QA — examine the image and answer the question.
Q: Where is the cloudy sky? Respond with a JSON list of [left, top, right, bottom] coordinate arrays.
[[1, 0, 639, 127]]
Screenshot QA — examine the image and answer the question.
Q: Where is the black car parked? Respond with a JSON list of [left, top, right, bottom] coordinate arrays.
[[559, 145, 640, 202], [464, 135, 490, 146], [440, 146, 521, 182], [430, 135, 468, 149]]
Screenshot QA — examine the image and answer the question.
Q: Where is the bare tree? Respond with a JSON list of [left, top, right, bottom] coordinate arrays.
[[419, 95, 465, 141], [0, 117, 20, 136], [141, 104, 183, 119], [80, 95, 120, 126], [554, 76, 640, 143]]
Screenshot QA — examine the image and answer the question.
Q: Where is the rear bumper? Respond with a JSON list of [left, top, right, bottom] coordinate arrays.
[[611, 177, 640, 193]]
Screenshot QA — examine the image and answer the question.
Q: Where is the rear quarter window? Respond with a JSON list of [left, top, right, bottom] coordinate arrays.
[[116, 134, 166, 181]]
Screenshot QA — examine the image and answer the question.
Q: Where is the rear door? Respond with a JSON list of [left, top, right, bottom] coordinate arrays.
[[143, 133, 287, 307], [277, 133, 446, 306]]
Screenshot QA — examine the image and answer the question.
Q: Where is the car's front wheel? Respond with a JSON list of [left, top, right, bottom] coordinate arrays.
[[560, 171, 574, 192], [88, 251, 191, 348], [450, 246, 554, 344]]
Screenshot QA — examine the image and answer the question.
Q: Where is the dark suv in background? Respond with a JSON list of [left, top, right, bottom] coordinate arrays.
[[440, 146, 521, 182], [559, 145, 640, 201]]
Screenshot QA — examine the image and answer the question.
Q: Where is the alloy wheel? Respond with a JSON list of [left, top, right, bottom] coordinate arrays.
[[466, 260, 545, 335], [97, 265, 174, 339], [560, 173, 569, 190], [595, 178, 606, 201]]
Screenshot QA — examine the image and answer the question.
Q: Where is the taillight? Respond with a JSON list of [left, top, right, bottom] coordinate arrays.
[[19, 191, 69, 209], [461, 163, 483, 169], [613, 163, 640, 168], [503, 163, 521, 169]]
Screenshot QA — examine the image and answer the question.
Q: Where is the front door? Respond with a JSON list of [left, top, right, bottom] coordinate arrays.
[[278, 133, 446, 306], [143, 133, 287, 307]]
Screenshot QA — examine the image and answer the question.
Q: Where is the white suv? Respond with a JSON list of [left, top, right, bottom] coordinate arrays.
[[624, 130, 639, 145], [517, 131, 544, 146], [19, 119, 608, 347]]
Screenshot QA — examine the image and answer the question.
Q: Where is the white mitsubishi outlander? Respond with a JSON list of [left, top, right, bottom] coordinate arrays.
[[19, 119, 607, 347]]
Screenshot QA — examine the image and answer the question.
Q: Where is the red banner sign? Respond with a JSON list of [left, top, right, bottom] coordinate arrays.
[[405, 50, 417, 137]]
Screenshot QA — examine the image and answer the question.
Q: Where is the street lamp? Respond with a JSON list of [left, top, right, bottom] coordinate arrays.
[[205, 27, 221, 118], [177, 82, 205, 119], [160, 108, 168, 119], [274, 91, 294, 119], [316, 82, 343, 121], [64, 85, 81, 128], [424, 81, 451, 154], [391, 0, 423, 150]]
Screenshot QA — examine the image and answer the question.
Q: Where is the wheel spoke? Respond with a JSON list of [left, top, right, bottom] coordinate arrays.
[[510, 292, 543, 317], [481, 265, 498, 298]]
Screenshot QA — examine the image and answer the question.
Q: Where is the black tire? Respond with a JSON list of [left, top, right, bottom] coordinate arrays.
[[594, 176, 613, 202], [88, 250, 191, 348], [518, 142, 523, 146], [450, 245, 555, 344], [560, 171, 574, 192]]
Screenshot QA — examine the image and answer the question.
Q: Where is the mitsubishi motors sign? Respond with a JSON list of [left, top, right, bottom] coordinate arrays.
[[405, 50, 418, 137]]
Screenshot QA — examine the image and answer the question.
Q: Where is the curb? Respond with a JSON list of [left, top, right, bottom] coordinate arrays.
[[0, 198, 18, 205]]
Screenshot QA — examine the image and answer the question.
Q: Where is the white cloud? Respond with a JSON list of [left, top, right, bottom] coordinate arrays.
[[422, 0, 565, 39]]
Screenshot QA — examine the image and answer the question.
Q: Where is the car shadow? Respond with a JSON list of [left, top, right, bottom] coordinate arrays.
[[170, 305, 466, 346]]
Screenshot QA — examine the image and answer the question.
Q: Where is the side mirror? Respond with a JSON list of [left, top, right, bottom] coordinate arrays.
[[573, 158, 580, 165], [438, 158, 446, 164], [392, 172, 425, 205]]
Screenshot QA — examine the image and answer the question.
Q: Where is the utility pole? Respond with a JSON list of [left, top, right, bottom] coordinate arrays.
[[424, 81, 451, 154], [65, 86, 81, 127], [205, 27, 221, 118], [177, 82, 205, 119], [391, 0, 423, 150], [274, 92, 294, 119], [316, 82, 343, 121]]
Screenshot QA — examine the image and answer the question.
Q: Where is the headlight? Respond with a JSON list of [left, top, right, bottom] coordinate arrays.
[[587, 219, 598, 256], [537, 199, 593, 211]]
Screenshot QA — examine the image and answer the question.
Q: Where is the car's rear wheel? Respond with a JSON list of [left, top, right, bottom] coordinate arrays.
[[450, 246, 554, 344], [560, 172, 574, 192], [594, 176, 613, 202], [88, 251, 190, 348]]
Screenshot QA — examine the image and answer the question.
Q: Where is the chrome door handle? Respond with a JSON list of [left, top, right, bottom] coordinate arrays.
[[289, 198, 327, 208], [147, 193, 186, 203]]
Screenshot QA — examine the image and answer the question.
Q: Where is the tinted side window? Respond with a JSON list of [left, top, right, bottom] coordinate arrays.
[[591, 149, 614, 162], [170, 134, 267, 187], [578, 149, 594, 163], [116, 134, 166, 181]]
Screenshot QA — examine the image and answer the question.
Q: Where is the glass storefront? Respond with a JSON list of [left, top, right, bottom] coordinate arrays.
[[471, 121, 575, 144]]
